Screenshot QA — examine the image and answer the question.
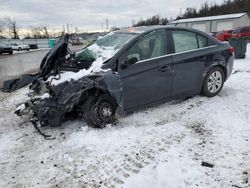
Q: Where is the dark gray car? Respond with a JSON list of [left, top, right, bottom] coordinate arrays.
[[0, 43, 13, 55], [14, 26, 234, 129]]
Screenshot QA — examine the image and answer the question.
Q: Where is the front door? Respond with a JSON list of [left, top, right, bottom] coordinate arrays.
[[118, 29, 173, 111]]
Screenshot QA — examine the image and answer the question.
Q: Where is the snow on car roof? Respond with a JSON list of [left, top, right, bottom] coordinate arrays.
[[170, 13, 247, 24], [118, 25, 167, 34]]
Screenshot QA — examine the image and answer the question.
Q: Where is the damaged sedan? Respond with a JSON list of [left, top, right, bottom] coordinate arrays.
[[7, 26, 234, 129]]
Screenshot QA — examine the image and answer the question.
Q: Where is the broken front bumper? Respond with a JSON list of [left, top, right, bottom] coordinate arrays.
[[15, 97, 67, 127]]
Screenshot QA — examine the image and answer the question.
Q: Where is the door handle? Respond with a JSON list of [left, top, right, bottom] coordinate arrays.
[[159, 65, 171, 72]]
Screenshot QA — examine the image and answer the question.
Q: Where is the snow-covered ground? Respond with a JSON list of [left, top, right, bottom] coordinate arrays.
[[0, 45, 250, 188]]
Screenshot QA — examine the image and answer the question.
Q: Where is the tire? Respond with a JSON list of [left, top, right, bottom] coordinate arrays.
[[83, 96, 98, 128], [9, 51, 13, 55], [240, 54, 246, 59], [18, 47, 22, 51], [202, 67, 225, 97], [83, 94, 117, 128]]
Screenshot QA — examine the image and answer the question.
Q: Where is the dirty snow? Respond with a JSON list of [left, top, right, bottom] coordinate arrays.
[[0, 45, 250, 188]]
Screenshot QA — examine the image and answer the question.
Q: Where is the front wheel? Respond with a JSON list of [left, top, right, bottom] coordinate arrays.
[[202, 67, 225, 97], [83, 94, 117, 128]]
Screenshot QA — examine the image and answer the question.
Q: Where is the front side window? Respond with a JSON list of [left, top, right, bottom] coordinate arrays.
[[124, 29, 167, 64]]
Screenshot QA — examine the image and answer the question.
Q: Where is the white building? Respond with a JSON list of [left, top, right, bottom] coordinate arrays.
[[169, 13, 250, 33]]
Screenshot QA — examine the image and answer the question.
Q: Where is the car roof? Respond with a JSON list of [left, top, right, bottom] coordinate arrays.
[[117, 25, 209, 35], [115, 25, 215, 42]]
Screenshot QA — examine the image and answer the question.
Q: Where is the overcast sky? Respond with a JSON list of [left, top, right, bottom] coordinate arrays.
[[0, 0, 224, 31]]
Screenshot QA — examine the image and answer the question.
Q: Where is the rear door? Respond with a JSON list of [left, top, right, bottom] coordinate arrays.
[[170, 29, 217, 97], [117, 29, 173, 111]]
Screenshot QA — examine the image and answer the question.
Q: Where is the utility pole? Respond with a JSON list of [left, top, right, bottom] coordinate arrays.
[[67, 24, 70, 33], [101, 23, 104, 32], [63, 25, 65, 34], [106, 19, 109, 31], [132, 19, 135, 26]]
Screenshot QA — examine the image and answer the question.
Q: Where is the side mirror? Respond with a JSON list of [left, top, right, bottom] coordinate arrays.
[[121, 57, 139, 69], [125, 57, 139, 65]]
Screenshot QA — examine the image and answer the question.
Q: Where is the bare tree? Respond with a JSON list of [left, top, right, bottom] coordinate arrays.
[[5, 17, 19, 39], [29, 25, 50, 38], [42, 26, 49, 38], [0, 18, 6, 36], [30, 26, 42, 38]]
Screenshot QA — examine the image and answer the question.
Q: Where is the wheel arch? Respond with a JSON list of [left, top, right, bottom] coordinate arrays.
[[201, 64, 227, 92], [203, 64, 227, 83], [78, 87, 118, 106]]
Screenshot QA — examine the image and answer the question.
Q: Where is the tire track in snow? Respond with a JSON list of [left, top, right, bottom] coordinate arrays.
[[47, 98, 206, 187]]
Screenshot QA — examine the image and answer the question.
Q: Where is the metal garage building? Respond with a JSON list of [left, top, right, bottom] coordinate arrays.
[[169, 13, 250, 33]]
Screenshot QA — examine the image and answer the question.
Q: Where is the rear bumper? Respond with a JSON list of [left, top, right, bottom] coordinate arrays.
[[2, 48, 13, 53], [226, 54, 234, 80]]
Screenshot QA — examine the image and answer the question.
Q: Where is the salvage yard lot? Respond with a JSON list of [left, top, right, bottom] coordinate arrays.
[[0, 44, 250, 188]]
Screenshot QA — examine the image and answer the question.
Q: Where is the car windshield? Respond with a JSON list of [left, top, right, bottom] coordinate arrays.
[[75, 32, 137, 62]]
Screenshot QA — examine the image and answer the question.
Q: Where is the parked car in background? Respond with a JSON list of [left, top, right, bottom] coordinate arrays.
[[13, 26, 235, 129], [9, 43, 30, 51], [215, 30, 233, 41], [0, 43, 13, 55], [209, 32, 218, 38], [70, 37, 84, 45], [231, 26, 250, 38], [28, 44, 38, 49]]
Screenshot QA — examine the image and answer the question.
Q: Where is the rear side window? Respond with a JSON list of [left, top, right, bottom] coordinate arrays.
[[172, 30, 198, 53], [172, 30, 209, 53]]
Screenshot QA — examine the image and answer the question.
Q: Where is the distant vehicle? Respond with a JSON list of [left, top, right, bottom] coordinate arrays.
[[70, 37, 84, 45], [29, 44, 38, 49], [9, 43, 30, 51], [209, 32, 218, 38], [231, 26, 250, 38], [12, 26, 235, 129], [0, 43, 13, 55], [215, 30, 233, 41]]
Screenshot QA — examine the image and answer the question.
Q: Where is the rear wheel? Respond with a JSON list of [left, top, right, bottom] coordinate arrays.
[[83, 94, 117, 128], [202, 67, 225, 97]]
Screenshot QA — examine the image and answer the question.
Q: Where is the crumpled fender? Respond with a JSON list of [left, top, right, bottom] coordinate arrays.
[[53, 70, 123, 109]]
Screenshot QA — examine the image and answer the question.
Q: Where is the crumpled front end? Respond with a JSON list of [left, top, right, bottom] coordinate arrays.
[[15, 75, 101, 127]]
